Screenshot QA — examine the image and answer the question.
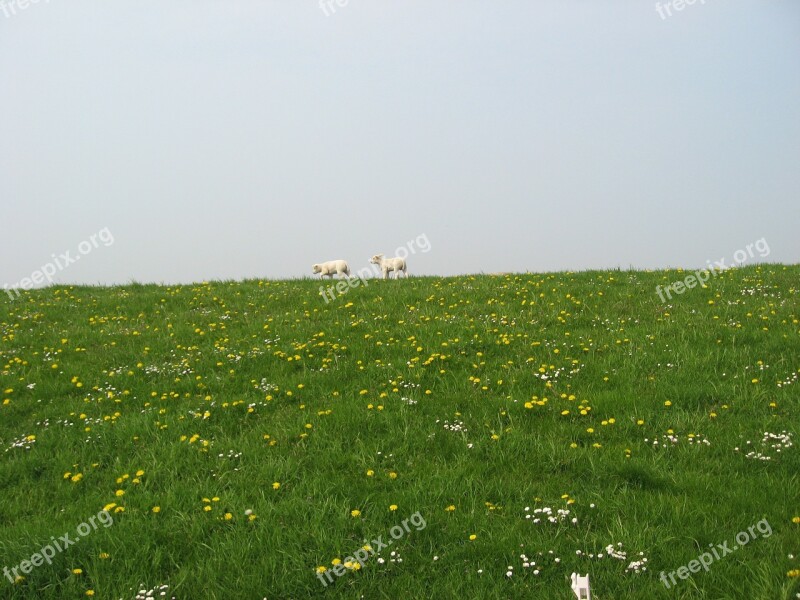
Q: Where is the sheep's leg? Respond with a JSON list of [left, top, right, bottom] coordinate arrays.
[[383, 269, 389, 280]]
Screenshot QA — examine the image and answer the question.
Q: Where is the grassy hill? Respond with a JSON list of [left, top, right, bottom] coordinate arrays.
[[1, 266, 798, 599]]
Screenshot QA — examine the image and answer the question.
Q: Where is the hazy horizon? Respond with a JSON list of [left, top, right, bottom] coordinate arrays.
[[2, 1, 798, 288]]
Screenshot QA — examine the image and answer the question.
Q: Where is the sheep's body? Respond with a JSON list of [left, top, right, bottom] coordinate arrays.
[[370, 254, 408, 279], [312, 260, 351, 279]]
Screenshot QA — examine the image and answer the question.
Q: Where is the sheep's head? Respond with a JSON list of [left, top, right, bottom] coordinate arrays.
[[311, 264, 321, 273], [369, 254, 384, 264]]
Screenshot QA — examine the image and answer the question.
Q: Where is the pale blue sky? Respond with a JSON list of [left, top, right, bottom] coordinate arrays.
[[1, 1, 798, 286]]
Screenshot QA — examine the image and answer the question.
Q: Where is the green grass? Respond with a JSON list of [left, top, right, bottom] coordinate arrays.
[[0, 265, 798, 599]]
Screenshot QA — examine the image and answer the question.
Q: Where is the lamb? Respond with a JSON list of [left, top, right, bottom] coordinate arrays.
[[370, 254, 407, 279], [312, 260, 351, 279]]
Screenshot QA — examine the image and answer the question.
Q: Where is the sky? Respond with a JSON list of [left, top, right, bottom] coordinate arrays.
[[1, 0, 799, 287]]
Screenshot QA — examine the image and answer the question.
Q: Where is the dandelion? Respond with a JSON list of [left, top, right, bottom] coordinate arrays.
[[351, 509, 361, 517]]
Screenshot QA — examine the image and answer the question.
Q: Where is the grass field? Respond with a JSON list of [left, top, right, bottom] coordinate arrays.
[[0, 266, 798, 599]]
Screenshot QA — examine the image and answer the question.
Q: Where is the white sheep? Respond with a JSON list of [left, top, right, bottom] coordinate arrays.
[[312, 260, 351, 279], [370, 254, 407, 279]]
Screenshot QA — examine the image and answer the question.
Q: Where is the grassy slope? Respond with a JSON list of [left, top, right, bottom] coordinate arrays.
[[0, 266, 798, 600]]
